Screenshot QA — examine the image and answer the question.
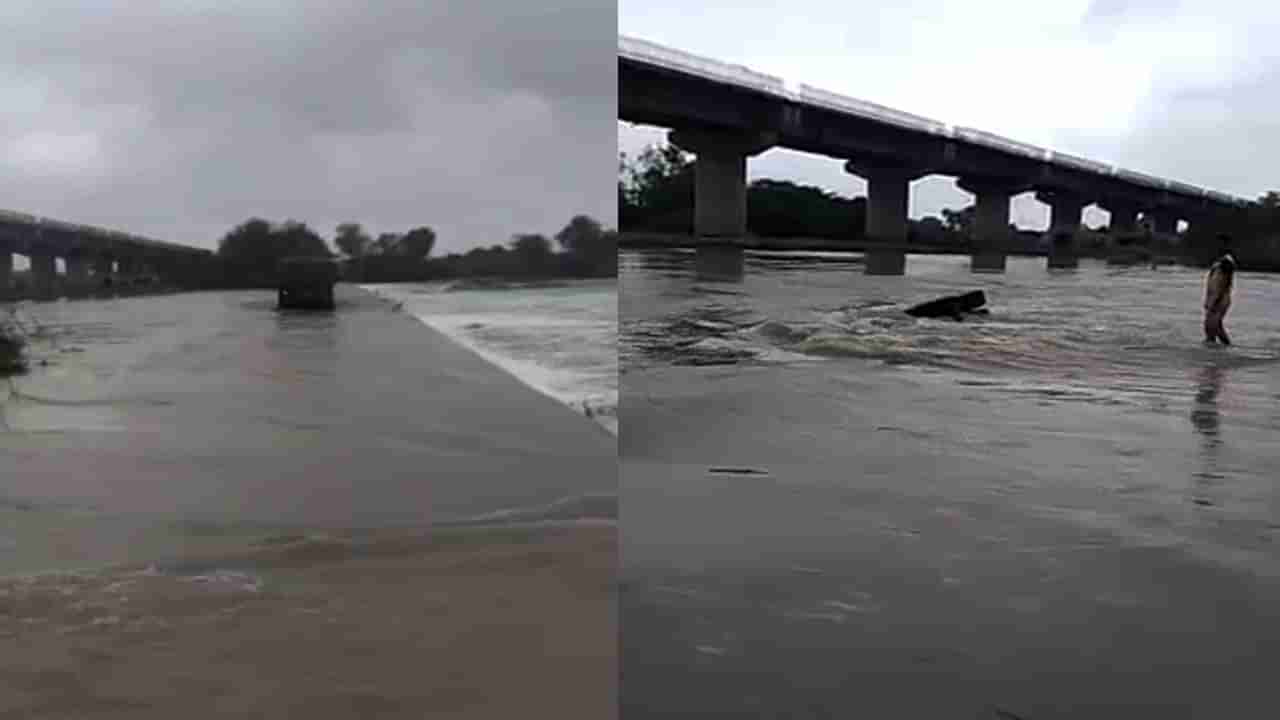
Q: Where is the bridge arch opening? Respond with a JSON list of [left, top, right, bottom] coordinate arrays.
[[1012, 191, 1048, 233], [1083, 204, 1108, 232]]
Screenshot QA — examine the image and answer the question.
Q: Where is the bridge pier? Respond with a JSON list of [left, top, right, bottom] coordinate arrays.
[[1150, 210, 1180, 248], [117, 256, 143, 277], [845, 161, 926, 275], [152, 254, 187, 287], [1102, 202, 1139, 235], [30, 253, 57, 297], [669, 128, 775, 281], [65, 253, 91, 284], [1039, 190, 1085, 269], [960, 178, 1020, 273], [93, 255, 114, 278], [670, 128, 776, 238]]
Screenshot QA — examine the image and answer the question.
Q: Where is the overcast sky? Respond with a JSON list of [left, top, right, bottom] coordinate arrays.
[[619, 0, 1280, 230], [0, 0, 614, 255]]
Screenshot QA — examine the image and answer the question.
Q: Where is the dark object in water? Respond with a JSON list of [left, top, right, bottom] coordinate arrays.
[[904, 290, 987, 320], [0, 331, 25, 374], [277, 256, 339, 311]]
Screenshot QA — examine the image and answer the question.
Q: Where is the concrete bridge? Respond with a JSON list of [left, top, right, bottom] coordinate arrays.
[[619, 35, 1252, 275], [0, 209, 212, 299]]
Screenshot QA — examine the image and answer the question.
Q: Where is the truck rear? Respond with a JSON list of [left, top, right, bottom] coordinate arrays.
[[277, 256, 339, 310]]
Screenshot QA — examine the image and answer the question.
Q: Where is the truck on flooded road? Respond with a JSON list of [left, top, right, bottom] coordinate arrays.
[[277, 256, 339, 310]]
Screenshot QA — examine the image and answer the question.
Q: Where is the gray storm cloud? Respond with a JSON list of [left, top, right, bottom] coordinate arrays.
[[0, 1, 615, 253]]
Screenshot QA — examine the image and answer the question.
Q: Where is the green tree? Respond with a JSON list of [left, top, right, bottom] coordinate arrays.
[[510, 233, 553, 258], [370, 232, 402, 255], [619, 144, 695, 232], [941, 206, 975, 236], [218, 218, 275, 264], [555, 214, 604, 254], [554, 214, 616, 275], [746, 179, 865, 239], [216, 218, 330, 287], [909, 216, 949, 245], [399, 226, 437, 259], [274, 220, 331, 258], [335, 223, 372, 257]]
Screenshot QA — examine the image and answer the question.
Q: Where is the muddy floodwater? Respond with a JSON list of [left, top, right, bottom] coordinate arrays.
[[1, 287, 616, 719], [621, 250, 1280, 719]]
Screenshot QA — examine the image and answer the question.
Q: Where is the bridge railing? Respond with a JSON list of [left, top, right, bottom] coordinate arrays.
[[619, 35, 788, 98], [1113, 168, 1170, 192], [1046, 150, 1113, 176], [953, 127, 1051, 162], [794, 84, 950, 137]]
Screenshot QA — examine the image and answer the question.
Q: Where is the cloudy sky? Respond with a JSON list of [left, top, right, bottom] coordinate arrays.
[[0, 0, 614, 255], [619, 0, 1280, 229]]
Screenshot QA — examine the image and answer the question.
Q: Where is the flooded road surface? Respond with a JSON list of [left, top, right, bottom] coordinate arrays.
[[621, 250, 1280, 719], [1, 286, 616, 718]]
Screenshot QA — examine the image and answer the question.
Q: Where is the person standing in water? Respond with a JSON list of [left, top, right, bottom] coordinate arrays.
[[1203, 240, 1237, 345]]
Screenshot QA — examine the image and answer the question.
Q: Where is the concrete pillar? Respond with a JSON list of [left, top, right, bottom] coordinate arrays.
[[960, 178, 1022, 273], [65, 254, 90, 283], [1151, 210, 1178, 236], [30, 253, 57, 296], [1101, 202, 1139, 235], [864, 171, 910, 276], [1038, 190, 1085, 269], [845, 161, 926, 276], [668, 129, 776, 240]]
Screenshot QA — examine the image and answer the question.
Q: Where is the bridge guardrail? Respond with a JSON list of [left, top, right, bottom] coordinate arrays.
[[794, 84, 950, 136], [619, 35, 789, 98], [1047, 150, 1113, 176], [1166, 180, 1206, 198], [954, 127, 1050, 162], [1114, 168, 1170, 192]]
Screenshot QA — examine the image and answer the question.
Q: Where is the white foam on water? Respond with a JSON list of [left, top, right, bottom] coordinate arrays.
[[363, 282, 617, 436]]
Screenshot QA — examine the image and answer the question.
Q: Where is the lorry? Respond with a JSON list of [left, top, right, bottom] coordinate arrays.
[[277, 256, 339, 310]]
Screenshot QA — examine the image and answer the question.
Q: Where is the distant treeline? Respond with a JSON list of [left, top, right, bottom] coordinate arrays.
[[619, 143, 1280, 268], [1184, 191, 1280, 269], [207, 214, 616, 288]]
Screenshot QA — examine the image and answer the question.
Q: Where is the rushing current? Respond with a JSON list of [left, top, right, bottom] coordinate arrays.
[[362, 278, 617, 436], [624, 249, 1280, 425]]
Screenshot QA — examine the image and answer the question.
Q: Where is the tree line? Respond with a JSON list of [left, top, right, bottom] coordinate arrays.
[[211, 213, 617, 287]]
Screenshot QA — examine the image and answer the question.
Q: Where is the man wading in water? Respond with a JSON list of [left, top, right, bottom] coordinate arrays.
[[1204, 239, 1237, 345]]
